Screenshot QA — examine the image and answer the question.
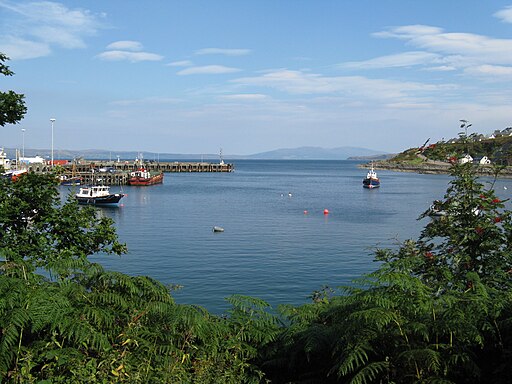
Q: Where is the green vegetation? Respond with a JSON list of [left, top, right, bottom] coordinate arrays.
[[0, 173, 281, 383], [2, 53, 512, 383], [0, 53, 26, 127], [262, 162, 512, 383], [390, 125, 512, 166], [422, 135, 512, 165], [2, 160, 511, 383]]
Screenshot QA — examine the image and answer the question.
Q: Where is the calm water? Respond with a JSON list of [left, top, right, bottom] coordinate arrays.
[[76, 160, 509, 313]]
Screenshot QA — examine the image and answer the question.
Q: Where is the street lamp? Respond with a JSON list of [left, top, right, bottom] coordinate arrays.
[[21, 128, 25, 160], [50, 118, 55, 168]]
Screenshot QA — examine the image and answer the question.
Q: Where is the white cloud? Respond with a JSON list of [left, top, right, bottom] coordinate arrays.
[[466, 64, 512, 77], [97, 50, 163, 62], [0, 36, 50, 59], [195, 48, 251, 56], [98, 41, 163, 62], [177, 65, 241, 75], [0, 0, 104, 59], [374, 24, 512, 66], [106, 40, 143, 51], [232, 69, 454, 101], [220, 94, 268, 101], [425, 65, 457, 72], [494, 6, 512, 23], [167, 60, 193, 67], [373, 25, 442, 39], [340, 51, 442, 69]]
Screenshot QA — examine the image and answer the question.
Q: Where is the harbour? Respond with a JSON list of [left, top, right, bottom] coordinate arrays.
[[86, 159, 459, 312], [9, 159, 234, 185]]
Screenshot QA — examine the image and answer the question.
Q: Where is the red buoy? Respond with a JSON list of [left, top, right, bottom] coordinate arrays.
[[304, 210, 308, 214], [323, 209, 329, 215]]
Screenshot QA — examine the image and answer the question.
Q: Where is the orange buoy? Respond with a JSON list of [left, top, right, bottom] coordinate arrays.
[[323, 209, 329, 215]]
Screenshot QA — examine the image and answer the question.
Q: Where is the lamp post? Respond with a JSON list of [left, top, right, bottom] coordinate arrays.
[[21, 128, 25, 160], [50, 118, 55, 168]]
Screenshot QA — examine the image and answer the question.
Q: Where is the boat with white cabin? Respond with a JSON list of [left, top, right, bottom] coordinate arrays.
[[363, 163, 380, 189], [75, 185, 124, 205]]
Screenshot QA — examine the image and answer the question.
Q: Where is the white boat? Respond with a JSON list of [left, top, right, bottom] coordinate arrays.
[[0, 148, 11, 170], [363, 163, 380, 189], [75, 185, 124, 205]]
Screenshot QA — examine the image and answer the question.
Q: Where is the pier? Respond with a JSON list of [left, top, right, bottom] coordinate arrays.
[[22, 161, 234, 185]]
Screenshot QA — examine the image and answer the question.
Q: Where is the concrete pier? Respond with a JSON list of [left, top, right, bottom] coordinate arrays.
[[23, 161, 234, 185]]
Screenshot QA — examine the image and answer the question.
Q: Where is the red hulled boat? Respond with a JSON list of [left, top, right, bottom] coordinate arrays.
[[128, 167, 164, 186]]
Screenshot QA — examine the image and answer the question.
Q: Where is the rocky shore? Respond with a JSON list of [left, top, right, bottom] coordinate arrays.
[[359, 160, 512, 178]]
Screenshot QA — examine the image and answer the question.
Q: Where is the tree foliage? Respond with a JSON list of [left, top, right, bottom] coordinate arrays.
[[0, 53, 27, 127], [1, 156, 512, 383], [0, 174, 280, 383]]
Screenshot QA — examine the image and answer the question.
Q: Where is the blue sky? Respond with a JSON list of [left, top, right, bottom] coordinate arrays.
[[1, 0, 512, 156]]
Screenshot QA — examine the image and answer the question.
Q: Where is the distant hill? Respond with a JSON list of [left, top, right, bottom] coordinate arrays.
[[2, 146, 387, 161], [246, 146, 386, 160]]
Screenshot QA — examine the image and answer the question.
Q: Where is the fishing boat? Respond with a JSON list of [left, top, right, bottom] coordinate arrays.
[[59, 175, 82, 186], [128, 167, 163, 186], [75, 185, 124, 205], [363, 163, 380, 189], [59, 162, 81, 186], [3, 169, 28, 182], [128, 153, 164, 186]]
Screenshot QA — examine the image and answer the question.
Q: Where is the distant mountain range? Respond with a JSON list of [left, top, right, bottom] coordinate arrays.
[[246, 146, 386, 160], [2, 146, 387, 161]]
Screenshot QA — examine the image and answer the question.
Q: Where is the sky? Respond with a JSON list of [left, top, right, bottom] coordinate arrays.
[[1, 0, 512, 156]]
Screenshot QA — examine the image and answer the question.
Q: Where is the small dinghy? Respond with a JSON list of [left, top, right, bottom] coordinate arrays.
[[212, 226, 224, 233]]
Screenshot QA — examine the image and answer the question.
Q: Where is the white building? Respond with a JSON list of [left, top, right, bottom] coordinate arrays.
[[479, 156, 491, 165], [19, 155, 45, 164], [459, 154, 473, 164]]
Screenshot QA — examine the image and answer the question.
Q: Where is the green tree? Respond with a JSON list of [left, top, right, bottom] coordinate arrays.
[[0, 53, 27, 127], [0, 173, 280, 383]]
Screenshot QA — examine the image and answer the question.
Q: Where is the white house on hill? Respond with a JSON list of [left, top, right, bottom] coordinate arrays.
[[459, 154, 473, 164], [479, 156, 491, 165]]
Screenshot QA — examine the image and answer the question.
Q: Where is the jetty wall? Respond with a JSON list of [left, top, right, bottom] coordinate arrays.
[[23, 161, 234, 185]]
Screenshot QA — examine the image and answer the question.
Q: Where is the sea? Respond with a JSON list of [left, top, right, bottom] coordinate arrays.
[[73, 160, 510, 314]]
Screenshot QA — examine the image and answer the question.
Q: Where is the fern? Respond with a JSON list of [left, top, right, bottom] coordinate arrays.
[[347, 360, 390, 384]]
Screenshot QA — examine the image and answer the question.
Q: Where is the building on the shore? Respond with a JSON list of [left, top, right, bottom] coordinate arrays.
[[19, 155, 45, 164], [459, 154, 473, 164], [479, 156, 491, 165]]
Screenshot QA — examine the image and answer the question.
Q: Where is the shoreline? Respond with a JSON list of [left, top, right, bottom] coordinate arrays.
[[359, 161, 512, 178]]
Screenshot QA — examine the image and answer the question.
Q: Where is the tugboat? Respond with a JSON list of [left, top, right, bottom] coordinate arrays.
[[75, 185, 124, 205], [363, 163, 380, 189], [128, 153, 164, 186]]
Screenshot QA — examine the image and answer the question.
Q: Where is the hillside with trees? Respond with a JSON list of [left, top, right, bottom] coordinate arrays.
[[390, 122, 512, 166]]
